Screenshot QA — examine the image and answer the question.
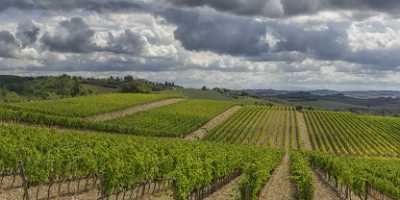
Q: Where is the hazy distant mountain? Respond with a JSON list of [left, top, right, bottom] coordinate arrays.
[[341, 91, 400, 99], [245, 89, 400, 115], [246, 89, 400, 99]]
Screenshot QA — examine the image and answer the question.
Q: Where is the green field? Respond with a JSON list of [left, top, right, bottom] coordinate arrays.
[[206, 106, 298, 148], [304, 111, 400, 156], [178, 88, 232, 101], [107, 99, 235, 137], [4, 93, 179, 117]]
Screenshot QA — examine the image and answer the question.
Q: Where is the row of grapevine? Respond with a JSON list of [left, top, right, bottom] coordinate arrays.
[[289, 109, 300, 149], [3, 93, 180, 117], [290, 151, 314, 200], [0, 123, 283, 199], [303, 111, 400, 156], [239, 149, 284, 200], [308, 152, 400, 200], [205, 106, 298, 149]]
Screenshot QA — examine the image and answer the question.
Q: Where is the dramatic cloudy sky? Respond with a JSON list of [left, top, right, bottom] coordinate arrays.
[[1, 0, 400, 90]]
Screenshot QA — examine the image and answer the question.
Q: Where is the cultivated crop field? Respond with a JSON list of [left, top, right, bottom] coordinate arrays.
[[3, 93, 179, 117], [106, 99, 235, 137], [304, 111, 400, 156], [205, 106, 299, 148]]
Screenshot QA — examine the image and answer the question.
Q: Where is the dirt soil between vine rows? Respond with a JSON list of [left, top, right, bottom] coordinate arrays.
[[185, 106, 241, 140], [85, 98, 184, 122]]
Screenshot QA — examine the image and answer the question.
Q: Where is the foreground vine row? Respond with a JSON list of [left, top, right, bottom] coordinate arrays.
[[0, 123, 283, 199], [308, 152, 400, 199]]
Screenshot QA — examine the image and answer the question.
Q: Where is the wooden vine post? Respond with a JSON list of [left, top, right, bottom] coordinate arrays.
[[18, 160, 30, 200], [364, 181, 369, 200]]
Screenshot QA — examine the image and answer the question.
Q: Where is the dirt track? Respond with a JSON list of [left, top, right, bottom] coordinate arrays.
[[312, 171, 342, 200], [258, 154, 296, 200], [0, 175, 173, 200], [185, 106, 241, 140], [204, 176, 241, 200], [85, 98, 184, 122]]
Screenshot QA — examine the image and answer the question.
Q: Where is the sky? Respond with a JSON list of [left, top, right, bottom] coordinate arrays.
[[1, 0, 400, 90]]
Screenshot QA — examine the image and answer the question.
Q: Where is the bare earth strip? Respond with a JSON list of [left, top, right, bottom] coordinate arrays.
[[85, 98, 184, 122], [204, 176, 241, 200], [258, 154, 296, 200], [0, 178, 174, 200], [185, 106, 242, 141], [140, 190, 174, 200], [296, 112, 312, 150], [312, 171, 342, 200]]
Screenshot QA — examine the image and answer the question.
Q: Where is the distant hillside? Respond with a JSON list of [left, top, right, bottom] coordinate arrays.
[[342, 91, 400, 99], [0, 75, 180, 102], [246, 89, 400, 99]]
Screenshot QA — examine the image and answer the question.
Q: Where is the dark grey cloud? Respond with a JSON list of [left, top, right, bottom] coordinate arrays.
[[166, 9, 268, 56], [104, 30, 146, 55], [41, 17, 146, 55], [41, 17, 96, 53], [272, 23, 349, 60], [1, 0, 399, 18], [169, 0, 400, 17], [0, 31, 20, 58], [162, 8, 344, 57], [16, 20, 40, 47], [0, 0, 146, 12]]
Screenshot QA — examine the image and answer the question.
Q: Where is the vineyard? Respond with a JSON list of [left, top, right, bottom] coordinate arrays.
[[0, 123, 283, 200], [0, 91, 400, 200], [106, 100, 235, 137], [303, 111, 400, 156], [205, 106, 299, 149], [3, 93, 179, 117]]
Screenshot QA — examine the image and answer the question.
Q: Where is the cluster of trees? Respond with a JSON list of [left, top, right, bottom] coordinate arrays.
[[0, 75, 83, 100], [201, 86, 258, 99], [81, 75, 180, 93]]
